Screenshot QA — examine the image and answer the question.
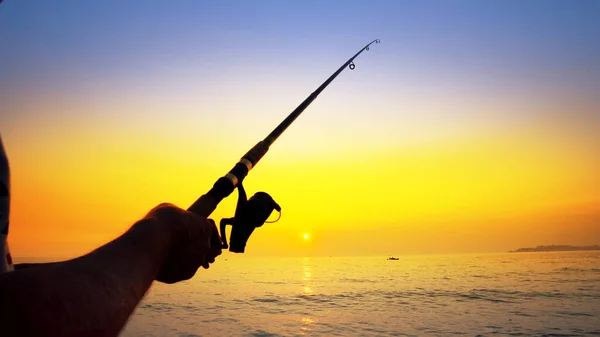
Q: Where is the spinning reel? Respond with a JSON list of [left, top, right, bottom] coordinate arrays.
[[219, 182, 281, 253]]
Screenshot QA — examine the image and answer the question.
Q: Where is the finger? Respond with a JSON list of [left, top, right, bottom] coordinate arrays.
[[187, 217, 212, 249], [184, 225, 214, 264], [189, 212, 213, 232], [195, 218, 217, 253], [156, 248, 202, 283], [207, 219, 221, 239], [186, 215, 219, 269], [205, 219, 224, 252], [206, 255, 216, 264], [201, 252, 212, 269], [208, 246, 222, 257], [182, 246, 207, 275]]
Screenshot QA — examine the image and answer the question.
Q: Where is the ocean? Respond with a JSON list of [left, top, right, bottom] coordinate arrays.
[[120, 251, 600, 336]]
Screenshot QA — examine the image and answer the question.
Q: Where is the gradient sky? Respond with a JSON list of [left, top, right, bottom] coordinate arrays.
[[1, 1, 599, 258]]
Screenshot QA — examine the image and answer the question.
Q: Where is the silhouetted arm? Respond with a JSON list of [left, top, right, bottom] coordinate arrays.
[[0, 218, 167, 337], [0, 204, 221, 337], [13, 262, 59, 270]]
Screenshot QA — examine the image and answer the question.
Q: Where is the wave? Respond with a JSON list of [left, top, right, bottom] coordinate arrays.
[[140, 302, 174, 313], [243, 330, 286, 337], [140, 302, 225, 313], [555, 267, 600, 273], [242, 286, 600, 310], [554, 311, 594, 317], [252, 297, 281, 303], [339, 277, 378, 283]]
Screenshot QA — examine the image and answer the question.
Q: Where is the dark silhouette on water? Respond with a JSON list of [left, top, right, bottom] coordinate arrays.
[[186, 39, 381, 252], [387, 257, 399, 261], [510, 245, 600, 252], [220, 182, 281, 253]]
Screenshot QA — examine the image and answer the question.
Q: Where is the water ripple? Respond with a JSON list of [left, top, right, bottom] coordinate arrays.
[[123, 252, 600, 337]]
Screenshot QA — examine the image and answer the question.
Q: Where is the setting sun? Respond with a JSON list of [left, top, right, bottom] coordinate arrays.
[[303, 233, 310, 240]]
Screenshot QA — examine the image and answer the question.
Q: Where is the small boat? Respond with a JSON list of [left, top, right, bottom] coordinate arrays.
[[387, 256, 399, 261]]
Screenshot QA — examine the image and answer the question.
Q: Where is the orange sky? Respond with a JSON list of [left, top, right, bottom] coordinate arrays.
[[4, 117, 599, 259]]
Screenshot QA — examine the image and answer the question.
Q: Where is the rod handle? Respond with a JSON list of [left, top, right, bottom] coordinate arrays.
[[187, 193, 219, 218], [187, 193, 223, 248]]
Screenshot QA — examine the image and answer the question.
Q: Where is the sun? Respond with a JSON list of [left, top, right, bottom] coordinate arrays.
[[303, 233, 310, 240]]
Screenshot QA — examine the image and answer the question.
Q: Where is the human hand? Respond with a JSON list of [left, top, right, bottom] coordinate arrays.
[[144, 203, 222, 284]]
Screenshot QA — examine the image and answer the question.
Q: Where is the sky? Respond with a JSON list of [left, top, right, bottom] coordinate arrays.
[[1, 0, 599, 259]]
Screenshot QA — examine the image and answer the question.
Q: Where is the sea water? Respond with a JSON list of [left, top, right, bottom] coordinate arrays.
[[121, 251, 600, 336]]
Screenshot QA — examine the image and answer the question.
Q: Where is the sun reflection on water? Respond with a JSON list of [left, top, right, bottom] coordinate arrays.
[[299, 316, 318, 335], [304, 269, 312, 280], [302, 258, 314, 295]]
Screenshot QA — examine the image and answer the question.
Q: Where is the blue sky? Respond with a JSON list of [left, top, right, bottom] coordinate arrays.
[[2, 1, 599, 117], [2, 1, 599, 153]]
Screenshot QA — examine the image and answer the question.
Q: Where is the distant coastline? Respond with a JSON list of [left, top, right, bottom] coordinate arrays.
[[509, 245, 600, 253]]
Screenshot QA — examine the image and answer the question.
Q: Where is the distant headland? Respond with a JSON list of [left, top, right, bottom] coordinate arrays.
[[510, 245, 600, 253]]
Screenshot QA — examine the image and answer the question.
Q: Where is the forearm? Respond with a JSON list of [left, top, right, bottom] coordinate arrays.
[[0, 218, 170, 337], [13, 262, 60, 270]]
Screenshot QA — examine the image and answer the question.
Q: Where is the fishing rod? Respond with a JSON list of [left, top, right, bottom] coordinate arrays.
[[187, 39, 381, 252]]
